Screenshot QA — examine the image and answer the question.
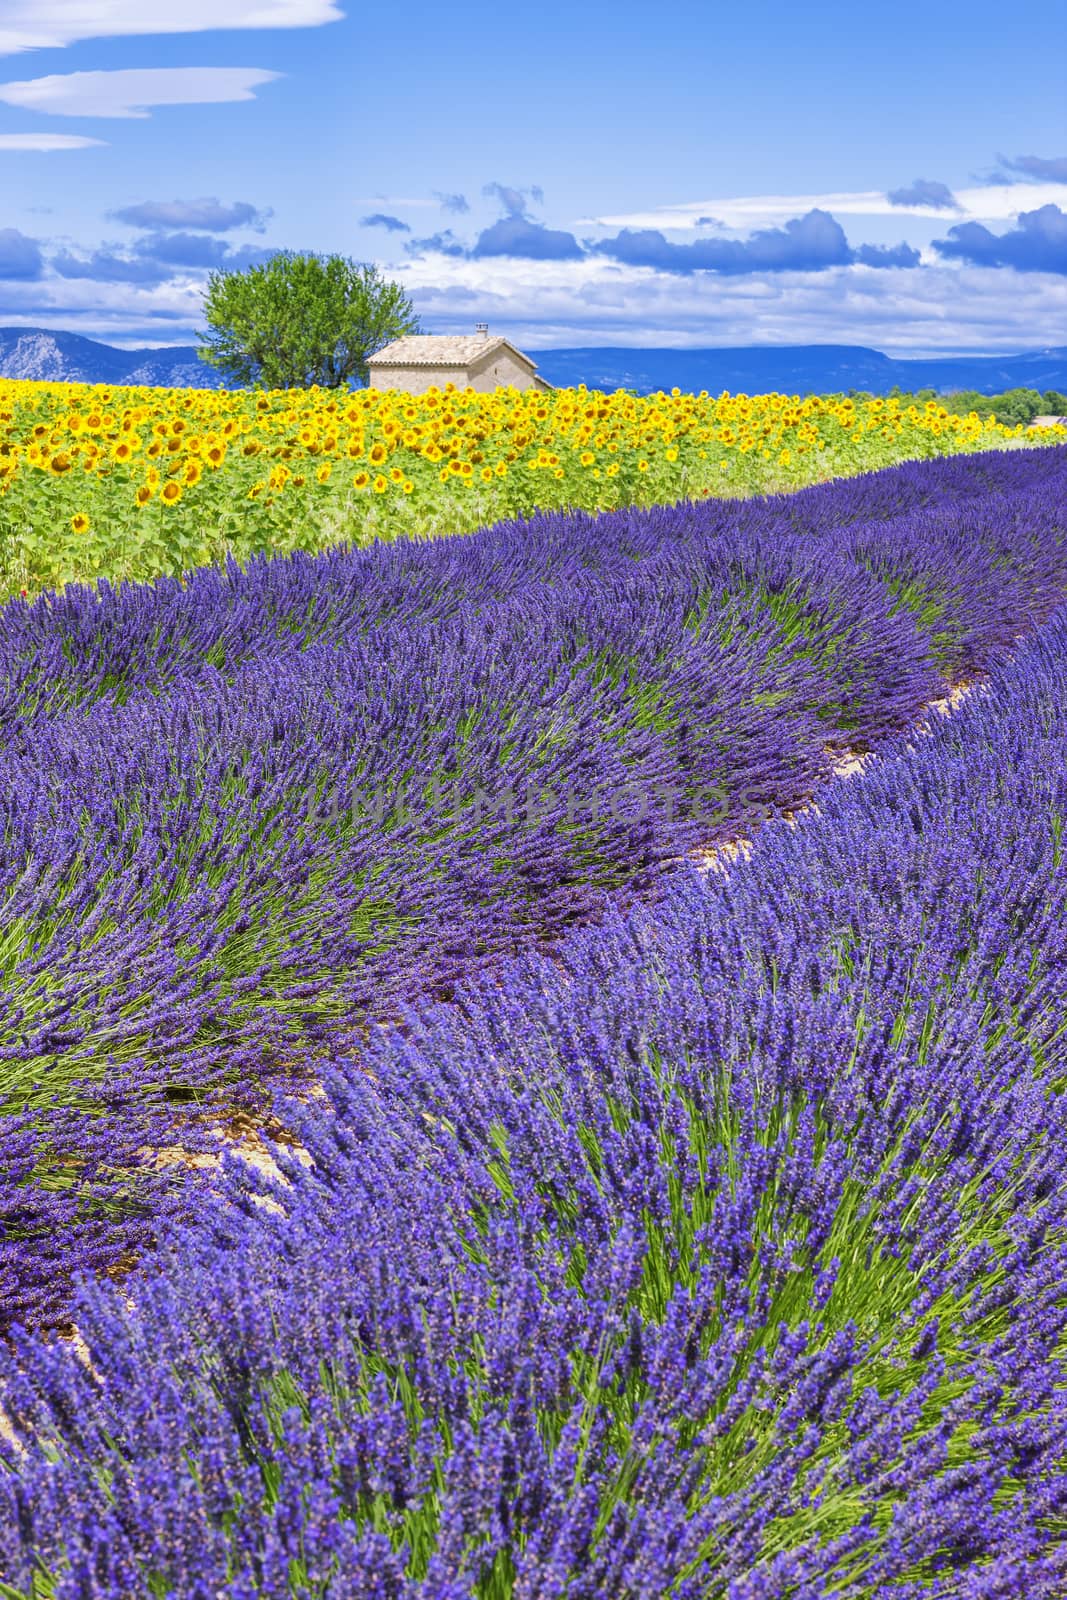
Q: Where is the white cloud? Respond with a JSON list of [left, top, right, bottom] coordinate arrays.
[[0, 269, 209, 340], [583, 183, 1067, 232], [0, 1, 342, 55], [4, 237, 1065, 355], [0, 131, 104, 149], [357, 196, 442, 209], [390, 249, 1067, 355], [0, 66, 281, 119]]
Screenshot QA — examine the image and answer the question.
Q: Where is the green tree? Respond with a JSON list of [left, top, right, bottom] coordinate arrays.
[[199, 252, 420, 389], [985, 388, 1042, 426]]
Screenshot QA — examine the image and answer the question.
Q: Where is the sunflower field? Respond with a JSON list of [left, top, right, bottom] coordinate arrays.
[[1, 375, 1061, 597]]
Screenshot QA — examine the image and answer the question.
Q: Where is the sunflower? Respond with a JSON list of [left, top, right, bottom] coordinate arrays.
[[70, 512, 90, 534], [184, 461, 204, 487], [352, 470, 370, 489], [136, 485, 153, 507], [161, 481, 182, 505], [373, 475, 388, 494]]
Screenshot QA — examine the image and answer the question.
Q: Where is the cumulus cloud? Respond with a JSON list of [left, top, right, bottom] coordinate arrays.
[[360, 213, 411, 233], [887, 178, 959, 211], [434, 191, 469, 214], [52, 234, 275, 282], [7, 235, 1066, 351], [0, 227, 43, 279], [472, 215, 583, 261], [390, 250, 1067, 354], [854, 241, 922, 268], [0, 67, 280, 120], [0, 132, 105, 150], [131, 233, 275, 270], [0, 271, 213, 343], [999, 154, 1067, 185], [482, 182, 544, 219], [405, 228, 468, 258], [110, 197, 270, 231], [933, 203, 1067, 274], [592, 210, 858, 275], [52, 248, 172, 286], [401, 206, 918, 273], [0, 2, 343, 56], [588, 182, 1067, 231]]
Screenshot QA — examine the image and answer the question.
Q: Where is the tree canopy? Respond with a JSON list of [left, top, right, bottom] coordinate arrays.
[[199, 252, 420, 389]]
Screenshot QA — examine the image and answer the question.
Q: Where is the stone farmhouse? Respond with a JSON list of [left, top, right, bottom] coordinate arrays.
[[367, 324, 553, 394]]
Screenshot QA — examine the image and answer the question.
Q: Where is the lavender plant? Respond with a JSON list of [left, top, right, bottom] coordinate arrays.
[[1, 448, 1066, 1327], [3, 605, 1067, 1595]]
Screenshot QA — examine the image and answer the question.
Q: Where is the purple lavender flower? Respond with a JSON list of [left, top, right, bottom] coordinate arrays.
[[1, 581, 1067, 1591]]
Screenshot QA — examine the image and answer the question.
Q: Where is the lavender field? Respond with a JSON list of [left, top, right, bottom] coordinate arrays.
[[2, 448, 1067, 1595]]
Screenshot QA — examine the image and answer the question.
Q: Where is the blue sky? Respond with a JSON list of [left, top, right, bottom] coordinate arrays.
[[0, 0, 1065, 353]]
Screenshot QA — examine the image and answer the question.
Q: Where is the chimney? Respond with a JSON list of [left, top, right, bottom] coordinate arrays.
[[475, 321, 489, 338]]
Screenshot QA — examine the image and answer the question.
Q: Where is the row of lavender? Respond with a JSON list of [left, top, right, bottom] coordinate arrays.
[[0, 445, 1053, 725], [4, 599, 1067, 1595], [2, 448, 1067, 1331]]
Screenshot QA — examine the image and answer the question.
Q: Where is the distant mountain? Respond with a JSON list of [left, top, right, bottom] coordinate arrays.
[[0, 327, 227, 388], [2, 326, 1065, 399], [534, 344, 1067, 398]]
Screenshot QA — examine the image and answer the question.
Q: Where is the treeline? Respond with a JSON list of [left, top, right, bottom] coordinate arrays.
[[848, 385, 1067, 426]]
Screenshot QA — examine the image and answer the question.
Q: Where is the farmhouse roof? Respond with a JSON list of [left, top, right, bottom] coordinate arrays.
[[367, 334, 539, 370]]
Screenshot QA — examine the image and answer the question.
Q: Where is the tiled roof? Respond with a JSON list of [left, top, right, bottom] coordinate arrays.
[[367, 334, 537, 369]]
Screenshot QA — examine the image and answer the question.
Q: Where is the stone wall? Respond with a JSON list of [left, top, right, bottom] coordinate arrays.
[[368, 349, 544, 394], [466, 348, 540, 392], [368, 365, 470, 394]]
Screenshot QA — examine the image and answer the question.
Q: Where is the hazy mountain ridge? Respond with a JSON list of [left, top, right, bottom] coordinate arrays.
[[1, 326, 1066, 397], [533, 344, 1067, 397], [0, 328, 228, 389]]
